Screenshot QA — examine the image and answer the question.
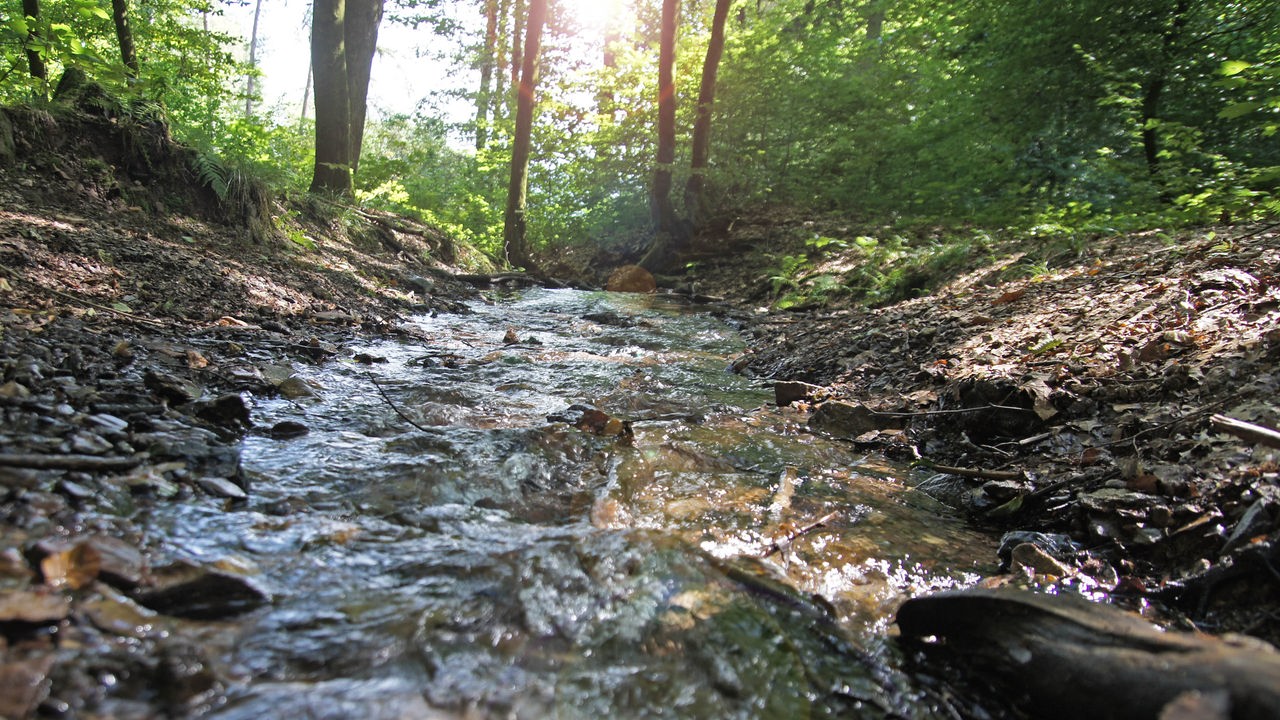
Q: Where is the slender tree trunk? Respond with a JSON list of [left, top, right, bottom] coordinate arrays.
[[310, 0, 352, 194], [1141, 0, 1190, 180], [22, 0, 47, 84], [494, 0, 510, 114], [639, 0, 685, 273], [301, 62, 312, 125], [502, 0, 547, 271], [345, 0, 383, 176], [598, 28, 619, 113], [476, 0, 499, 150], [683, 0, 731, 230], [509, 0, 525, 115], [110, 0, 139, 76], [245, 0, 263, 117]]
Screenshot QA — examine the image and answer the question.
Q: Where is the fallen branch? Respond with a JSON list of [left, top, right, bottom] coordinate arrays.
[[918, 461, 1025, 481], [365, 373, 431, 433], [1211, 414, 1280, 450], [0, 453, 144, 471], [760, 511, 840, 558]]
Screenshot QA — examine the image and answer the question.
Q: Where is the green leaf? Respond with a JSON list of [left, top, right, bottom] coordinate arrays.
[[1220, 60, 1252, 77], [1220, 101, 1264, 119], [8, 17, 28, 35], [111, 302, 133, 314]]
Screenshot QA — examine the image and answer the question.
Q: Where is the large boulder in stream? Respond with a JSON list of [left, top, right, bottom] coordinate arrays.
[[896, 588, 1280, 720]]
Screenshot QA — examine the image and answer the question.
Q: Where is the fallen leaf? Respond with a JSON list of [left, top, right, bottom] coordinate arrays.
[[40, 542, 101, 590], [993, 288, 1026, 305]]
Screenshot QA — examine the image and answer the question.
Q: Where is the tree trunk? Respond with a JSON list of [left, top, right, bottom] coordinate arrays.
[[1141, 0, 1190, 180], [639, 0, 686, 273], [683, 0, 731, 230], [476, 0, 499, 150], [310, 0, 352, 194], [509, 0, 525, 115], [110, 0, 139, 76], [345, 0, 383, 176], [502, 0, 547, 271], [22, 0, 47, 84], [245, 0, 263, 117]]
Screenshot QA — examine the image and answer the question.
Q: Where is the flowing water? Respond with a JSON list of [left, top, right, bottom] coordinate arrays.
[[147, 288, 995, 718]]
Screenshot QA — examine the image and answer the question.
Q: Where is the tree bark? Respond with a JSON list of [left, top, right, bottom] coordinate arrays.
[[476, 0, 499, 150], [683, 0, 731, 230], [510, 0, 526, 110], [502, 0, 547, 271], [110, 0, 139, 76], [345, 0, 383, 175], [639, 0, 687, 273], [22, 0, 46, 84], [310, 0, 352, 194], [245, 0, 263, 116]]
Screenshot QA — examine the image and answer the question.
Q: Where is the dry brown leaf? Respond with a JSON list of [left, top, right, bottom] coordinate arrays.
[[185, 349, 210, 369], [993, 288, 1026, 305], [40, 542, 101, 590]]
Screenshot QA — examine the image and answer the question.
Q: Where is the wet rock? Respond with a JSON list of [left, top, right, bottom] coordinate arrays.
[[808, 400, 901, 438], [267, 420, 309, 439], [82, 535, 147, 590], [67, 431, 113, 455], [0, 654, 55, 720], [0, 380, 32, 399], [196, 476, 248, 500], [606, 264, 657, 293], [144, 369, 202, 405], [897, 588, 1280, 720], [583, 310, 638, 327], [191, 393, 252, 428], [0, 589, 71, 624], [1009, 543, 1074, 577], [774, 380, 824, 406], [275, 375, 319, 399], [156, 639, 221, 709], [134, 561, 269, 619], [81, 592, 160, 638], [997, 531, 1080, 570]]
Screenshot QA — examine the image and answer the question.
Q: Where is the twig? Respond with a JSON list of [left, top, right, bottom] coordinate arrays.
[[0, 453, 144, 471], [760, 511, 840, 558], [365, 372, 431, 432], [873, 404, 1038, 418], [0, 263, 171, 328], [918, 461, 1025, 481], [1211, 414, 1280, 450]]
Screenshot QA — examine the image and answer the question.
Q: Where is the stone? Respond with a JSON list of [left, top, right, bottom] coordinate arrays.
[[774, 380, 824, 406], [897, 588, 1280, 720], [0, 589, 71, 624], [606, 265, 657, 293], [192, 393, 252, 428], [808, 400, 901, 438], [1009, 543, 1074, 577], [0, 654, 55, 720], [267, 420, 309, 439], [197, 476, 248, 500], [134, 561, 269, 619]]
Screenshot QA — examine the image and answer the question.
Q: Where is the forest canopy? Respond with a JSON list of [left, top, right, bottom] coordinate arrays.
[[2, 0, 1277, 263]]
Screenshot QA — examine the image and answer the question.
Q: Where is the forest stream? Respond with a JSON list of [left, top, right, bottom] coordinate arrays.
[[131, 287, 994, 718]]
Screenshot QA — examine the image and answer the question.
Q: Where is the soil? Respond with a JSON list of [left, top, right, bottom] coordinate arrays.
[[1, 102, 1278, 715]]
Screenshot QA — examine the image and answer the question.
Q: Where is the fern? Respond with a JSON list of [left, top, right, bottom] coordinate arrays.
[[191, 152, 230, 201]]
